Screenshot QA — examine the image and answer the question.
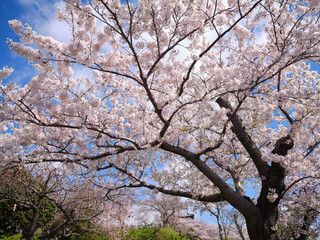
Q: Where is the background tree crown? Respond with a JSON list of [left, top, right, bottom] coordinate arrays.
[[1, 0, 320, 239]]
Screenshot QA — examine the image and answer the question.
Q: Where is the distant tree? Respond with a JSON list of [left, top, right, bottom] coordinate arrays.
[[277, 179, 320, 240], [197, 202, 248, 240], [174, 217, 217, 240], [228, 209, 247, 240], [202, 203, 232, 240], [0, 167, 56, 239], [37, 168, 131, 240], [134, 191, 188, 227], [0, 165, 130, 240], [1, 0, 320, 239]]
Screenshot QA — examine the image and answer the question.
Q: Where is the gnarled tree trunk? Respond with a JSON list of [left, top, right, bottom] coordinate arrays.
[[217, 97, 294, 240], [24, 195, 45, 240], [244, 136, 293, 240]]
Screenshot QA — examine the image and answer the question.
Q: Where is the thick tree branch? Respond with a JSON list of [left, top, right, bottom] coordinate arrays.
[[216, 97, 269, 176], [98, 159, 223, 203], [304, 141, 320, 158], [159, 141, 259, 216], [279, 105, 294, 124], [209, 155, 245, 195], [125, 182, 224, 203]]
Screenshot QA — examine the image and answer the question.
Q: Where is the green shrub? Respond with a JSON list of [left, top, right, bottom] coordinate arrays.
[[0, 233, 22, 240], [0, 199, 56, 237], [46, 221, 109, 240], [70, 232, 108, 240], [125, 226, 193, 240]]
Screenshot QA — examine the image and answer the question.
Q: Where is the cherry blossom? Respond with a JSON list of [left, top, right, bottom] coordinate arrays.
[[1, 0, 320, 239], [0, 67, 14, 81]]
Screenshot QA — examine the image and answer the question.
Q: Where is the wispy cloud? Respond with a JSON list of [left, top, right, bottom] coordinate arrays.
[[17, 0, 71, 42]]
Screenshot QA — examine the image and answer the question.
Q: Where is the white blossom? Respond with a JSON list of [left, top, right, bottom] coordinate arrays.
[[215, 14, 227, 26], [8, 19, 23, 35], [2, 1, 320, 238], [0, 67, 14, 80], [267, 188, 278, 203]]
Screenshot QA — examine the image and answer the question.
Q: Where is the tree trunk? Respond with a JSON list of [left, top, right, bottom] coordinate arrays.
[[216, 98, 294, 240], [24, 196, 45, 240], [245, 135, 293, 240], [233, 214, 246, 240], [245, 208, 280, 240], [245, 213, 265, 240], [243, 163, 286, 240]]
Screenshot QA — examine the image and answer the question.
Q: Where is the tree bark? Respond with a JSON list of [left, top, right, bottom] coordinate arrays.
[[245, 135, 293, 239], [244, 193, 280, 240], [216, 97, 294, 240], [233, 214, 246, 240], [245, 213, 265, 240], [24, 195, 45, 240]]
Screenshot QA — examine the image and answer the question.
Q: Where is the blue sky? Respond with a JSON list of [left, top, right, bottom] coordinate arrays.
[[0, 0, 30, 85], [0, 0, 68, 86], [2, 0, 319, 84], [0, 0, 218, 224], [1, 0, 320, 226]]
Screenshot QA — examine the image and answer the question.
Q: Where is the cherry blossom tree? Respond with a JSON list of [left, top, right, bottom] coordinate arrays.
[[1, 0, 320, 239], [0, 165, 130, 239], [0, 166, 56, 239], [133, 191, 188, 228], [201, 202, 248, 240], [38, 168, 128, 240], [277, 178, 320, 240], [175, 217, 218, 240]]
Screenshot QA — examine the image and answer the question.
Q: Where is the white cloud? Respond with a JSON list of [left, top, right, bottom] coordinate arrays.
[[255, 25, 268, 46], [72, 64, 93, 80], [17, 0, 71, 42], [37, 15, 71, 43]]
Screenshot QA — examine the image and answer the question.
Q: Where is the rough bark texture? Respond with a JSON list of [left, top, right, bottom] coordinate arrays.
[[243, 169, 284, 240], [24, 196, 45, 240], [217, 97, 295, 240], [246, 136, 293, 240], [245, 213, 266, 240]]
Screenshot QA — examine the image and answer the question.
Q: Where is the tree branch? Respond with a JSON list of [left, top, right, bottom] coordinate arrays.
[[159, 141, 258, 216], [282, 176, 320, 197], [126, 182, 224, 203], [178, 0, 262, 96], [216, 97, 269, 177], [278, 105, 294, 124], [304, 141, 320, 158]]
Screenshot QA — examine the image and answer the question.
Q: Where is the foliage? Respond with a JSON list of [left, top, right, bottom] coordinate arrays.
[[50, 221, 108, 240], [0, 166, 129, 240], [0, 167, 57, 237], [0, 200, 31, 236], [125, 226, 193, 240], [70, 232, 108, 240], [47, 221, 101, 240], [0, 225, 109, 240], [1, 0, 320, 239], [0, 199, 56, 236], [0, 233, 22, 240]]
